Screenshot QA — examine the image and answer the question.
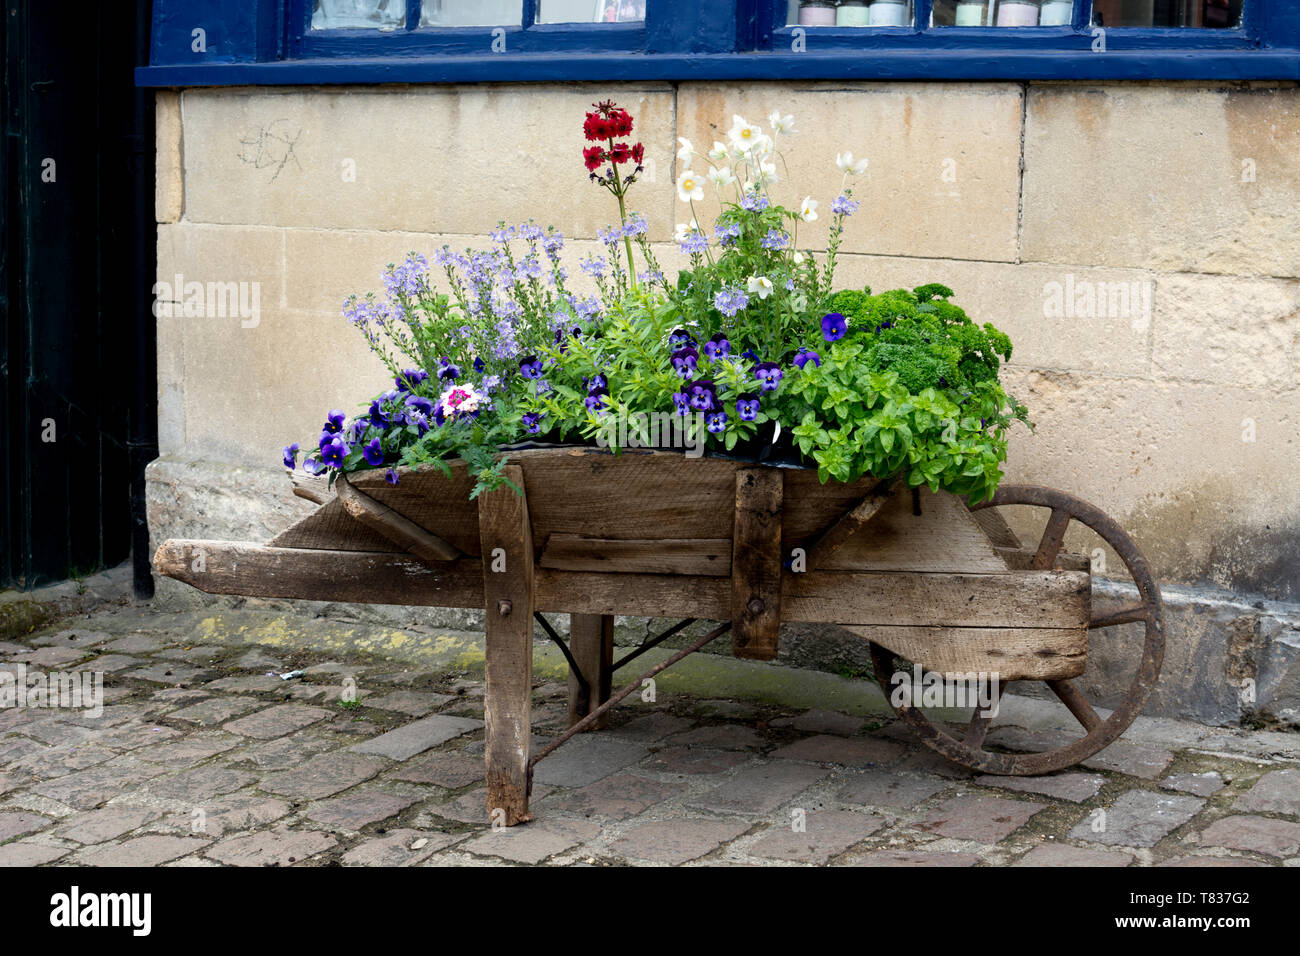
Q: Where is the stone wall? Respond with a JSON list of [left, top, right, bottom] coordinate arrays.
[[148, 80, 1300, 725]]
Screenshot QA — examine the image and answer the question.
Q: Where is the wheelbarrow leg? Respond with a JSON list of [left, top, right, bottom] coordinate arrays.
[[477, 466, 533, 826], [567, 614, 614, 729]]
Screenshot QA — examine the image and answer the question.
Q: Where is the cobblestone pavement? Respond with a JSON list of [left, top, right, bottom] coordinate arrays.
[[2, 601, 1299, 867]]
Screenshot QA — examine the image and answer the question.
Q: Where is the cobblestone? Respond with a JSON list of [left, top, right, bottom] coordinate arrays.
[[3, 601, 1298, 867]]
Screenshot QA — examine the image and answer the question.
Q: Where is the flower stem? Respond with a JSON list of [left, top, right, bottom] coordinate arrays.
[[609, 149, 639, 292]]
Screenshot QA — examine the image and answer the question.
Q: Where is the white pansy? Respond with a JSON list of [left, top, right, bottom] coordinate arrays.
[[676, 137, 694, 163], [676, 171, 705, 202], [728, 114, 763, 152], [769, 111, 796, 135], [708, 141, 730, 163], [836, 151, 870, 175], [747, 275, 774, 299], [707, 166, 736, 188], [799, 196, 819, 222]]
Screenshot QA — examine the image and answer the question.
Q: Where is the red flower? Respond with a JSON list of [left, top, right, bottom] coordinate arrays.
[[584, 101, 635, 142], [630, 143, 645, 164], [609, 142, 632, 164], [583, 113, 612, 142], [583, 146, 606, 172], [609, 109, 634, 137]]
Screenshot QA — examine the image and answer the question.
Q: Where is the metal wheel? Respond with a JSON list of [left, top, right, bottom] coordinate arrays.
[[869, 484, 1165, 775]]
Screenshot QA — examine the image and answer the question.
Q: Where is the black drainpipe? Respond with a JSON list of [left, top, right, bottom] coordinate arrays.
[[128, 0, 158, 600]]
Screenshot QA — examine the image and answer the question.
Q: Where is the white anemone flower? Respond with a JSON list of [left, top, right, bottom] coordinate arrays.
[[708, 141, 730, 163], [674, 219, 701, 242], [836, 151, 870, 175], [747, 275, 774, 300], [751, 160, 779, 188], [707, 166, 736, 188], [769, 111, 796, 136], [676, 137, 694, 163], [799, 196, 820, 222], [677, 171, 705, 202], [728, 114, 763, 152]]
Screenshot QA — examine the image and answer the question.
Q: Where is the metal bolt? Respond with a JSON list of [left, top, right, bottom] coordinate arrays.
[[747, 598, 765, 615], [498, 599, 513, 617]]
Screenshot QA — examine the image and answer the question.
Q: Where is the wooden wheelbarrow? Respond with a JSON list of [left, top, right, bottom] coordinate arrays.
[[154, 448, 1164, 825]]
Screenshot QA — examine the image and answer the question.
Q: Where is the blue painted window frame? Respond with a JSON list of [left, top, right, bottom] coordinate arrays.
[[135, 0, 1300, 85]]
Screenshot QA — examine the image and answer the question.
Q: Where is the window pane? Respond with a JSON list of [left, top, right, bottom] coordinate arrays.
[[932, 0, 1075, 25], [786, 0, 914, 26], [420, 0, 523, 27], [312, 0, 405, 30], [538, 0, 645, 22], [1091, 0, 1241, 27]]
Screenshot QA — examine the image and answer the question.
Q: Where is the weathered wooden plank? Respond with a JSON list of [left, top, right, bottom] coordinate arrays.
[[796, 486, 1013, 574], [478, 465, 533, 827], [539, 535, 732, 576], [349, 461, 483, 555], [996, 546, 1090, 572], [782, 569, 1091, 629], [156, 539, 1089, 631], [153, 540, 482, 606], [971, 506, 1022, 549], [804, 477, 898, 571], [290, 471, 331, 505], [848, 625, 1087, 681], [267, 498, 401, 553], [521, 450, 740, 541], [336, 474, 461, 563], [731, 468, 784, 661], [568, 614, 614, 729], [535, 569, 730, 618]]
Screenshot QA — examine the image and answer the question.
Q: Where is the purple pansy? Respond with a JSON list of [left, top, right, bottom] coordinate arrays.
[[324, 409, 346, 434], [519, 355, 543, 379], [385, 468, 400, 486], [282, 443, 300, 470], [821, 312, 848, 343], [320, 435, 349, 469], [687, 379, 717, 412], [363, 438, 384, 467], [793, 349, 821, 369], [672, 391, 690, 416], [671, 347, 699, 378], [437, 357, 460, 381], [755, 362, 783, 392], [585, 386, 610, 412], [736, 394, 760, 422], [703, 334, 730, 361], [706, 411, 728, 434], [395, 369, 429, 392], [522, 412, 545, 434], [669, 328, 695, 349]]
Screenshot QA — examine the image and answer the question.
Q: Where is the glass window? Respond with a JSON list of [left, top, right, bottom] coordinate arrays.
[[311, 0, 405, 31], [538, 0, 646, 22], [1091, 0, 1242, 27], [419, 0, 523, 27], [786, 0, 913, 27], [932, 1, 1075, 26]]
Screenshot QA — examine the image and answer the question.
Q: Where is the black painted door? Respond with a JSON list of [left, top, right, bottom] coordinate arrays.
[[1, 1, 155, 590]]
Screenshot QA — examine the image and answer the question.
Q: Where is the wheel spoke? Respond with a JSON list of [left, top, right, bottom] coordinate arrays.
[[962, 677, 1006, 749], [1032, 507, 1071, 570], [1090, 603, 1150, 629], [1048, 679, 1103, 733], [963, 712, 992, 748]]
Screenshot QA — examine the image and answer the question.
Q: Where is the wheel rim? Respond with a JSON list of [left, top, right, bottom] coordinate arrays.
[[870, 484, 1165, 775]]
